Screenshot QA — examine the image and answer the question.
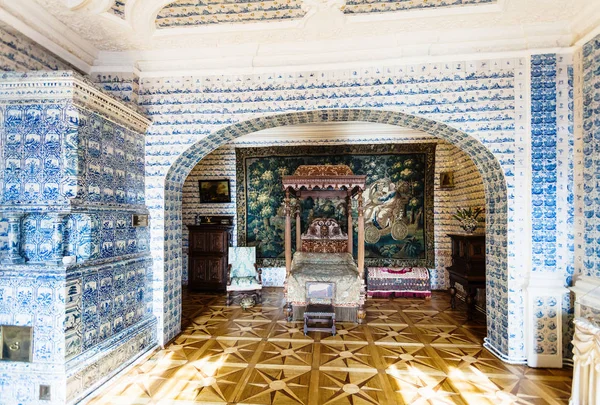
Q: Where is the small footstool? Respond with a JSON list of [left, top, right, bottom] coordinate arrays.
[[303, 303, 336, 336]]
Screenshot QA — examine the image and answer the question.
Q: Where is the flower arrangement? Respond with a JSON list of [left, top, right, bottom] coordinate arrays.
[[453, 207, 484, 233]]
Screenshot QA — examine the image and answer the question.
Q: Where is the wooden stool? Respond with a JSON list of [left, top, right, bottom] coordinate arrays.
[[303, 303, 336, 336]]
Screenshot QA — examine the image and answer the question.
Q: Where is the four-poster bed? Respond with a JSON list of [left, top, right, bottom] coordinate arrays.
[[281, 165, 367, 322]]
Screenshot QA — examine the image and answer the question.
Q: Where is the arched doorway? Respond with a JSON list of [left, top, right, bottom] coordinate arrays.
[[154, 109, 511, 360]]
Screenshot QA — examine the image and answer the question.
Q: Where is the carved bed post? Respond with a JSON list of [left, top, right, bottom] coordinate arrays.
[[284, 189, 292, 278], [347, 196, 353, 255], [295, 204, 301, 253], [357, 190, 365, 279]]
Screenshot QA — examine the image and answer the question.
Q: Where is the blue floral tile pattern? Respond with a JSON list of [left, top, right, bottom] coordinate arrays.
[[581, 34, 600, 279], [92, 73, 139, 104], [530, 54, 557, 273], [343, 0, 496, 15], [1, 104, 79, 205], [156, 0, 306, 28], [533, 296, 559, 355], [0, 72, 154, 405], [262, 267, 286, 287]]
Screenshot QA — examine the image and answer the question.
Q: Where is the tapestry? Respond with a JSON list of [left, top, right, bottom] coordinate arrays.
[[236, 144, 435, 268]]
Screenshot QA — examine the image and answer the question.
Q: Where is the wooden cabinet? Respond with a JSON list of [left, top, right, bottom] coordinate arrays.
[[446, 233, 485, 319], [187, 224, 233, 292]]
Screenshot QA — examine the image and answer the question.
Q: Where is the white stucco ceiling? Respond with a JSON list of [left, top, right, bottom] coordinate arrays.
[[1, 0, 599, 74]]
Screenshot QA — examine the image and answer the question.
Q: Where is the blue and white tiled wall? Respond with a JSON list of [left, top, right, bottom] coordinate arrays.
[[180, 138, 485, 292], [140, 60, 528, 357], [91, 73, 139, 105], [0, 19, 597, 404], [530, 54, 558, 274], [0, 72, 155, 404], [62, 107, 154, 403], [527, 53, 576, 364], [580, 34, 600, 279], [532, 295, 560, 356]]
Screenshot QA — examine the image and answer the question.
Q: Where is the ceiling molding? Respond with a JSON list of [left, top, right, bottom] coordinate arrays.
[[234, 122, 432, 144], [570, 2, 600, 46], [129, 21, 573, 77], [128, 0, 171, 39], [1, 0, 599, 77], [0, 0, 98, 72], [63, 0, 112, 14]]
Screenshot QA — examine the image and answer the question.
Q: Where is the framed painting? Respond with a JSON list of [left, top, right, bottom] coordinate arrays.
[[199, 179, 231, 203], [440, 171, 455, 189]]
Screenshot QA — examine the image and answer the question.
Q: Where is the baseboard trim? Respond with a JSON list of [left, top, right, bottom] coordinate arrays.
[[483, 338, 528, 364], [75, 344, 159, 405]]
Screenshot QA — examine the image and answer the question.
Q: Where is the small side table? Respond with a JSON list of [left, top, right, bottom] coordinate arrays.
[[303, 303, 336, 336]]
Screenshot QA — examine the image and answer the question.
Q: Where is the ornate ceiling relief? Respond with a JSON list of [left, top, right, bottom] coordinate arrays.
[[155, 0, 306, 27], [342, 0, 497, 15]]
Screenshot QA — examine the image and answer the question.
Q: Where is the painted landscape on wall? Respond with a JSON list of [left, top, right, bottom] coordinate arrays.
[[236, 144, 435, 268]]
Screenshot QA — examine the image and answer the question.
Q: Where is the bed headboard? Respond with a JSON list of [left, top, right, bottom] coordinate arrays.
[[301, 218, 348, 253]]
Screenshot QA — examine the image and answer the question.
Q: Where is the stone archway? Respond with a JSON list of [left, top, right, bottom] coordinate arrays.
[[154, 109, 511, 360]]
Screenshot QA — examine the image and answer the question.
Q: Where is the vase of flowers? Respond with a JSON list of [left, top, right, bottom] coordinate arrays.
[[453, 207, 484, 233]]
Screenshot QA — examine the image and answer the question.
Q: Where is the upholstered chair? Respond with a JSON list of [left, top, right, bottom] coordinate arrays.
[[226, 246, 262, 305]]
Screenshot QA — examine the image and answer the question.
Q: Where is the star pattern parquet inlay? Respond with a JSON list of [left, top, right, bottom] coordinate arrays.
[[85, 289, 572, 405]]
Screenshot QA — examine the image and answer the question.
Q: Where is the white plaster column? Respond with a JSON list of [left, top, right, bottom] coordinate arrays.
[[2, 212, 25, 264], [526, 274, 569, 368]]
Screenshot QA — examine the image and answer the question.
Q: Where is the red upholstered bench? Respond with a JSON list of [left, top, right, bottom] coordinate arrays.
[[366, 267, 431, 299]]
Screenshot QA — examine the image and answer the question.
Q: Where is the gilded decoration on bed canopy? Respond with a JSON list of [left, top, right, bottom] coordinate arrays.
[[293, 164, 354, 176], [282, 164, 366, 194]]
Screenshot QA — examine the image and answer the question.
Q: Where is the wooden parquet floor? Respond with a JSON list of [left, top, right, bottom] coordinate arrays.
[[86, 289, 572, 405]]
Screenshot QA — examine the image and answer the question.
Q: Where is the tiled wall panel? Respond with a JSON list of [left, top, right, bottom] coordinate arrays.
[[530, 54, 558, 274], [0, 103, 79, 206], [0, 269, 66, 403], [0, 73, 155, 405], [580, 34, 600, 279]]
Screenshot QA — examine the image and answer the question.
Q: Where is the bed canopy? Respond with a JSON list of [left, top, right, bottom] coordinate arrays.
[[281, 164, 367, 277]]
